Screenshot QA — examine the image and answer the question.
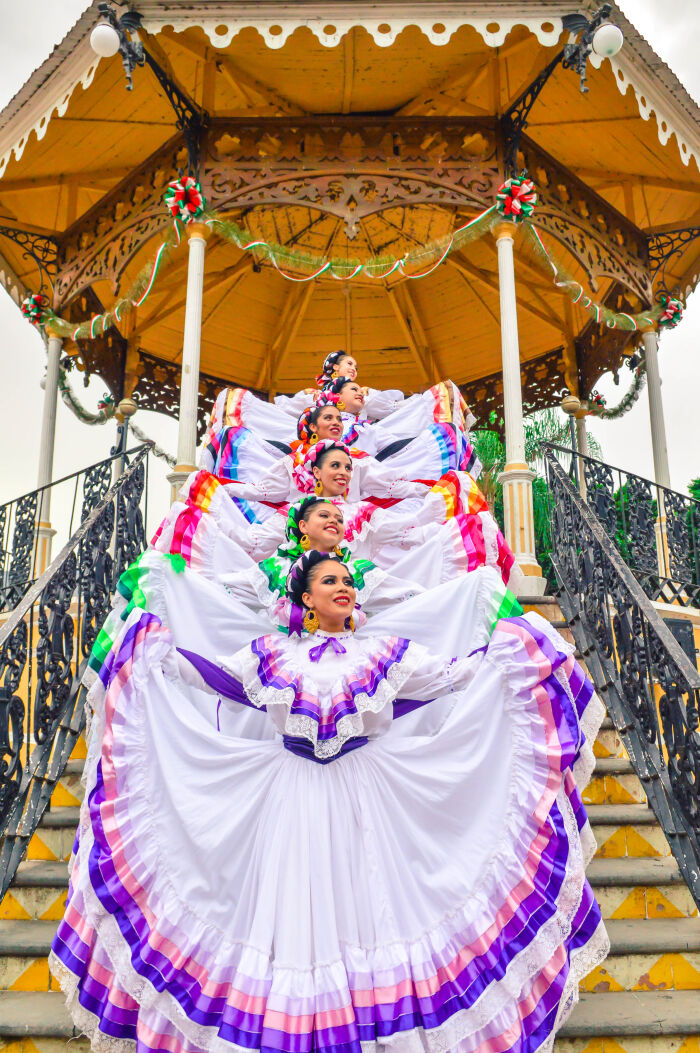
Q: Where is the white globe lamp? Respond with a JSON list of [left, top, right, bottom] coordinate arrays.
[[90, 22, 121, 58], [592, 22, 623, 58]]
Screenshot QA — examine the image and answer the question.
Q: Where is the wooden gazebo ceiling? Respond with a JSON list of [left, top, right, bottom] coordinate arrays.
[[0, 2, 698, 410]]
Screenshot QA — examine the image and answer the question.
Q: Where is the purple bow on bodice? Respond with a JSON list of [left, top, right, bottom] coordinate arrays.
[[309, 636, 347, 663]]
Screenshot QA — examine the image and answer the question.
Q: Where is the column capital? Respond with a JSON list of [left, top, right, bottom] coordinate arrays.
[[187, 221, 212, 242], [493, 220, 516, 242], [44, 325, 63, 341]]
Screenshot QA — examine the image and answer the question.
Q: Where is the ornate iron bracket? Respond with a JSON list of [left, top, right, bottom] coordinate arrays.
[[0, 226, 59, 293], [95, 3, 208, 176], [647, 226, 700, 289], [501, 4, 614, 174]]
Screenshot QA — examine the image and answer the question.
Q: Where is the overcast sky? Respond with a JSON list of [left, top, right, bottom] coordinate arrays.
[[0, 0, 698, 542]]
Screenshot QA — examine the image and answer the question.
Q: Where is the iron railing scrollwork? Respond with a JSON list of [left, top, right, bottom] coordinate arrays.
[[0, 450, 128, 613], [547, 443, 700, 607], [543, 447, 700, 905], [0, 445, 152, 898]]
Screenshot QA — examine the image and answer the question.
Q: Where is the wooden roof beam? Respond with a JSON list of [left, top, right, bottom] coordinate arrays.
[[255, 283, 305, 389], [395, 283, 442, 384], [131, 256, 253, 341], [448, 253, 560, 330], [385, 287, 432, 385], [576, 171, 700, 195], [0, 169, 135, 193], [399, 34, 535, 117], [159, 27, 304, 116], [269, 282, 316, 390]]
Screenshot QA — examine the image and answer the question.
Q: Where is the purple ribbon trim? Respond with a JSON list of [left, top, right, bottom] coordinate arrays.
[[309, 637, 347, 663]]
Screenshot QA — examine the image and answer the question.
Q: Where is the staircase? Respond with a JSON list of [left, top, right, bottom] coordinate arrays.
[[1, 443, 699, 1051], [523, 596, 700, 1052], [0, 596, 698, 1051]]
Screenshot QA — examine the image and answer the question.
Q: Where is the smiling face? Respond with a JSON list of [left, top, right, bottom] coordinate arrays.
[[337, 381, 365, 415], [299, 503, 344, 551], [302, 560, 356, 633], [314, 406, 344, 441], [313, 450, 353, 497], [335, 355, 358, 381]]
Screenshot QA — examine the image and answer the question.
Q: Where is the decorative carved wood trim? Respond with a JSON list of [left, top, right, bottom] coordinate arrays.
[[51, 117, 654, 331], [62, 287, 126, 400], [574, 282, 639, 397], [461, 346, 569, 426], [131, 351, 266, 439], [516, 133, 653, 304]]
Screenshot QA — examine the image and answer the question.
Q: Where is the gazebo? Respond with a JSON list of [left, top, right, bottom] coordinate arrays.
[[0, 0, 698, 594]]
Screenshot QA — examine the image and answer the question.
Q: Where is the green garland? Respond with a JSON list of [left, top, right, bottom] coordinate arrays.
[[24, 174, 682, 345], [589, 361, 647, 421], [57, 365, 176, 466]]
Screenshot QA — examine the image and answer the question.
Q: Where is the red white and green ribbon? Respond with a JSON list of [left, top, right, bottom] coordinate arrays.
[[164, 176, 206, 228], [657, 292, 683, 329], [21, 293, 48, 327], [496, 176, 537, 222], [20, 170, 688, 342]]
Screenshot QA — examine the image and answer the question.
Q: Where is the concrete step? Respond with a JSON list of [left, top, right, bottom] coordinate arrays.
[[0, 921, 57, 957], [39, 807, 80, 829], [586, 804, 656, 826], [13, 862, 68, 888], [0, 990, 78, 1037], [559, 989, 700, 1038], [586, 857, 698, 920], [582, 918, 700, 993], [587, 803, 670, 860], [1, 862, 69, 921]]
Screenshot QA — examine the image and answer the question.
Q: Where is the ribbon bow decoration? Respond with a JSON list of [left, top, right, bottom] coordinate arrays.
[[309, 637, 347, 663]]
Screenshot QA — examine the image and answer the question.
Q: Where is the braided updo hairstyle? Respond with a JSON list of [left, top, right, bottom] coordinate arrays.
[[278, 496, 348, 560], [285, 549, 347, 604], [296, 392, 342, 442], [322, 376, 357, 404], [314, 350, 350, 388], [292, 439, 352, 494]]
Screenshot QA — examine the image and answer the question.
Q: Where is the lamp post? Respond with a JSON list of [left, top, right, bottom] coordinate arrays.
[[501, 4, 624, 173], [561, 394, 581, 492]]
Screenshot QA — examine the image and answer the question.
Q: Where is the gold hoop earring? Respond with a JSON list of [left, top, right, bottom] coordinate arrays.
[[314, 479, 324, 496], [310, 431, 318, 444], [334, 545, 344, 557], [348, 614, 355, 632], [304, 609, 319, 634], [300, 534, 311, 551], [331, 368, 339, 378], [337, 400, 346, 411]]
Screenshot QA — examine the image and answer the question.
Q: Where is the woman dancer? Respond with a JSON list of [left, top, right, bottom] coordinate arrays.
[[51, 547, 607, 1052]]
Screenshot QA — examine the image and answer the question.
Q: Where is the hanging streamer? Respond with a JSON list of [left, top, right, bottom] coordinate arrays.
[[24, 174, 682, 343]]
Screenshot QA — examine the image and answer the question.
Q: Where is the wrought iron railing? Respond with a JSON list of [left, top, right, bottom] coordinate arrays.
[[0, 445, 152, 898], [543, 447, 700, 906], [0, 449, 144, 613], [546, 443, 700, 608]]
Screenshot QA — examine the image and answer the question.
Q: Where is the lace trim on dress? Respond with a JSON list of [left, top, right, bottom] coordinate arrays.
[[233, 637, 425, 759]]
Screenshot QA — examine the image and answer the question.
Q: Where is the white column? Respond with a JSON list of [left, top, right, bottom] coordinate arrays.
[[494, 222, 545, 596], [36, 330, 61, 572], [168, 222, 210, 498], [575, 410, 589, 499], [642, 328, 671, 576], [642, 329, 671, 489]]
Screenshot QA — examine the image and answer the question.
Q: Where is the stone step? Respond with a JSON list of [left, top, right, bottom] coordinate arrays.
[[586, 804, 657, 826], [13, 862, 68, 888], [582, 918, 700, 993], [0, 921, 58, 957], [1, 862, 69, 921], [587, 803, 671, 861], [559, 989, 700, 1038], [587, 857, 698, 920], [0, 990, 78, 1038], [585, 755, 645, 807]]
